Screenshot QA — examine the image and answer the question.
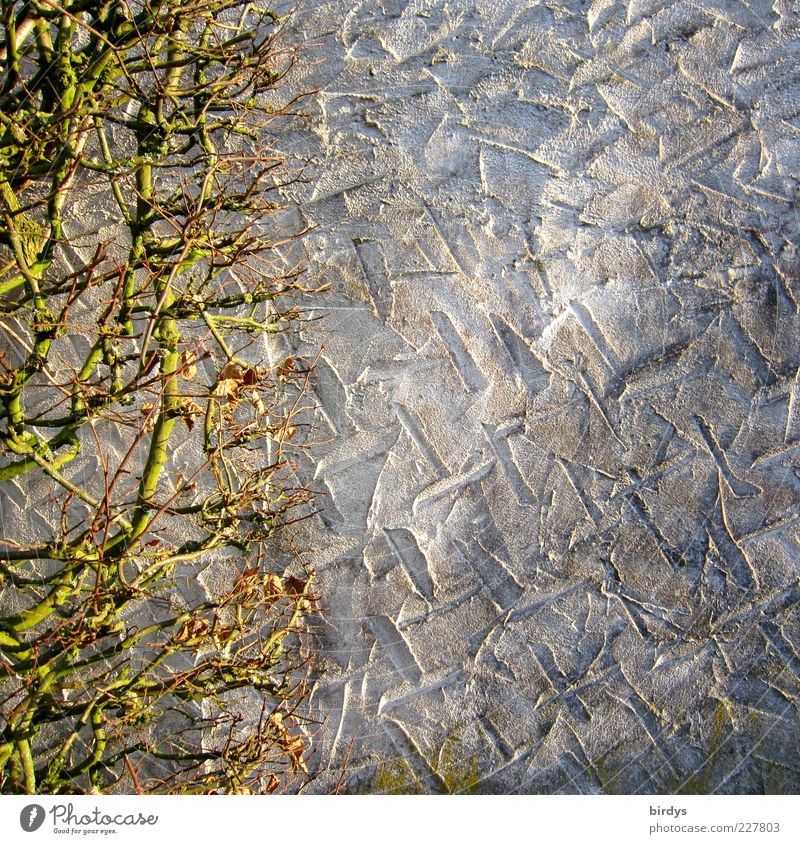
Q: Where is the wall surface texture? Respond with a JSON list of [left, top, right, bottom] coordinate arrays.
[[279, 0, 800, 793]]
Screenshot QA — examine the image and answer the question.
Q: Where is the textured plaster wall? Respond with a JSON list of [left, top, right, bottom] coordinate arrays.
[[278, 0, 800, 793], [0, 0, 789, 796]]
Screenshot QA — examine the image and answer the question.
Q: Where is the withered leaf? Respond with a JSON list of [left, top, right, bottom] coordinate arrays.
[[262, 573, 283, 598], [178, 399, 204, 430], [140, 402, 156, 433], [284, 576, 307, 596], [215, 378, 240, 400], [250, 391, 266, 416], [275, 357, 296, 380], [219, 363, 242, 381], [179, 350, 198, 380], [270, 423, 296, 442], [175, 618, 210, 643]]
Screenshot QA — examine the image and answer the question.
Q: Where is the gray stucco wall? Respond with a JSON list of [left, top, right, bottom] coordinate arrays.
[[279, 0, 800, 792]]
